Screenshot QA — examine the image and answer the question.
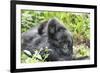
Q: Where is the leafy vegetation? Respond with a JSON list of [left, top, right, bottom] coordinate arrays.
[[21, 10, 90, 63], [21, 48, 50, 63]]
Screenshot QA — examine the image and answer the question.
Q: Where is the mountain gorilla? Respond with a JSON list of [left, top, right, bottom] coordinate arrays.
[[21, 18, 73, 61]]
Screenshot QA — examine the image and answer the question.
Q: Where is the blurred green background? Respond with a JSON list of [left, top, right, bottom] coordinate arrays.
[[21, 10, 90, 63]]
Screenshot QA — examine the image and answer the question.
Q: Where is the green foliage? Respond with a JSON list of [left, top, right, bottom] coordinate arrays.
[[21, 44, 89, 63], [73, 44, 90, 58], [21, 48, 50, 63]]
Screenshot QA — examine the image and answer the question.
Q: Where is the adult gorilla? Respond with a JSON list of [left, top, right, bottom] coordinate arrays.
[[22, 18, 73, 61]]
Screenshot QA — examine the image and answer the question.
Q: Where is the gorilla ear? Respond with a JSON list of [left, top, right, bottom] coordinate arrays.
[[48, 18, 58, 35], [38, 20, 48, 35]]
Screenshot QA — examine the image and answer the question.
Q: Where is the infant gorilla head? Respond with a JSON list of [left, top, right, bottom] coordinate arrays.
[[22, 18, 73, 61]]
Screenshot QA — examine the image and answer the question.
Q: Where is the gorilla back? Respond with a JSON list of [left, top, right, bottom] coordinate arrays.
[[21, 18, 73, 61]]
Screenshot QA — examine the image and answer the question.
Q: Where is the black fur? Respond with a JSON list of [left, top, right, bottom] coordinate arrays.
[[21, 18, 73, 61]]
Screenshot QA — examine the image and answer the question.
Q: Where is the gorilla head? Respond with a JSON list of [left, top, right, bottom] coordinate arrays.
[[47, 19, 73, 50]]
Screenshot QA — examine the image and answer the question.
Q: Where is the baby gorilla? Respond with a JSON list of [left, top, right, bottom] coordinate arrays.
[[21, 18, 73, 61]]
